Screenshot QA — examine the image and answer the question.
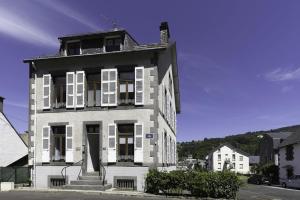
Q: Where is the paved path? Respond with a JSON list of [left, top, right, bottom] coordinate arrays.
[[0, 190, 183, 200], [238, 184, 300, 200]]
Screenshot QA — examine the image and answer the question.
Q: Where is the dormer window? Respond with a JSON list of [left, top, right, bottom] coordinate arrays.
[[105, 37, 122, 52], [66, 41, 81, 56]]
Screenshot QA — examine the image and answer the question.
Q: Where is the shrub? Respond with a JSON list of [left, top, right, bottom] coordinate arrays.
[[145, 169, 239, 199]]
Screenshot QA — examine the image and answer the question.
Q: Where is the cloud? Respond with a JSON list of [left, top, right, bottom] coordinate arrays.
[[0, 7, 57, 47], [6, 101, 28, 109], [265, 67, 300, 81], [37, 0, 100, 31]]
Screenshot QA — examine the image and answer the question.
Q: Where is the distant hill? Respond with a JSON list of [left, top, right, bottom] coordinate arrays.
[[177, 125, 300, 160]]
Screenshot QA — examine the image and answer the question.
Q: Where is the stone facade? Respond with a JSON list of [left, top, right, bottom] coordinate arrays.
[[24, 22, 180, 191]]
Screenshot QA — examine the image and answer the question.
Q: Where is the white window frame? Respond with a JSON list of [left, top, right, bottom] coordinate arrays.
[[43, 74, 51, 109], [66, 72, 75, 108], [135, 66, 144, 105], [76, 71, 85, 108], [101, 69, 118, 106]]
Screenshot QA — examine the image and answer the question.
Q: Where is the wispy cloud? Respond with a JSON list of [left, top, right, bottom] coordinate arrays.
[[6, 101, 28, 109], [0, 7, 57, 47], [37, 0, 100, 31], [265, 67, 300, 81]]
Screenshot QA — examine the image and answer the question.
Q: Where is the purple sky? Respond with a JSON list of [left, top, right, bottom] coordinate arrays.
[[1, 0, 300, 141]]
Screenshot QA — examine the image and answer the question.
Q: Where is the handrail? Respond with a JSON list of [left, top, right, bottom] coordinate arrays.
[[61, 159, 83, 184], [99, 160, 106, 186]]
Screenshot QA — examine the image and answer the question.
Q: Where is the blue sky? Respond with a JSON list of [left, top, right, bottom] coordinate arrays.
[[1, 0, 300, 141]]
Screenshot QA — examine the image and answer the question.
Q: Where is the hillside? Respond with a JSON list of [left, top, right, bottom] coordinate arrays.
[[177, 124, 300, 160]]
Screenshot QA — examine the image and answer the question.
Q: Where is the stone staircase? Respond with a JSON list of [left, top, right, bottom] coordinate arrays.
[[62, 172, 112, 191]]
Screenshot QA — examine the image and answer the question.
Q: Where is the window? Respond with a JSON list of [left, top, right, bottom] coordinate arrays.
[[239, 164, 243, 169], [118, 124, 134, 162], [66, 42, 80, 55], [232, 163, 235, 169], [286, 145, 294, 160], [287, 167, 294, 179], [218, 154, 221, 161], [51, 126, 66, 162], [225, 154, 228, 157], [218, 163, 221, 169], [169, 72, 173, 96], [105, 37, 122, 52], [232, 154, 236, 161], [86, 125, 99, 133], [53, 76, 66, 108], [119, 70, 134, 105], [239, 156, 243, 161], [87, 74, 101, 107]]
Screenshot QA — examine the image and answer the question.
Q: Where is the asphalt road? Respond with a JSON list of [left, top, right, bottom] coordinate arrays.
[[0, 191, 179, 200], [238, 184, 300, 200]]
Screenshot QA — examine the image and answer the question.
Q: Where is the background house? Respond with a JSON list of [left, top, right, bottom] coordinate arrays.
[[206, 143, 250, 174], [259, 132, 292, 166], [278, 132, 300, 183], [0, 97, 28, 167]]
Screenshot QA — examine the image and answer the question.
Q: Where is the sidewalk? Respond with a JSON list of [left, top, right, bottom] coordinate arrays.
[[14, 187, 190, 199]]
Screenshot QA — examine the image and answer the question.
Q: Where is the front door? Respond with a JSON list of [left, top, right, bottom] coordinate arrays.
[[86, 125, 100, 172]]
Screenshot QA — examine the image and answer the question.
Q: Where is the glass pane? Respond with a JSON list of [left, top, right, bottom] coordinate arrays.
[[109, 126, 115, 136], [67, 74, 73, 83], [44, 76, 50, 85], [77, 73, 83, 83], [109, 94, 115, 104], [67, 138, 72, 149], [43, 128, 49, 137], [135, 125, 142, 135], [110, 82, 115, 92], [109, 138, 115, 148], [67, 85, 73, 94], [43, 139, 48, 149], [77, 96, 83, 105], [136, 137, 142, 148], [120, 84, 126, 93], [67, 96, 73, 105], [128, 84, 134, 92], [136, 81, 143, 91], [128, 137, 133, 144], [136, 69, 143, 79], [119, 138, 126, 144], [103, 94, 108, 104], [136, 92, 142, 103], [103, 83, 108, 92], [44, 87, 49, 96], [103, 71, 109, 81], [110, 71, 116, 80], [119, 144, 126, 156], [67, 127, 72, 137], [77, 85, 83, 93]]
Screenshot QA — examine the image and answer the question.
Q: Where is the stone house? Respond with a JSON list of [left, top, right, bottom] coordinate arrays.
[[278, 132, 300, 184], [23, 22, 180, 191]]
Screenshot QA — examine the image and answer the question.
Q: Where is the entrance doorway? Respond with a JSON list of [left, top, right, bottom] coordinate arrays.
[[52, 126, 66, 162], [86, 125, 100, 172]]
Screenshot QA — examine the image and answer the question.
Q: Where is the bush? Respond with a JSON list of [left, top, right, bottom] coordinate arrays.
[[145, 169, 240, 199]]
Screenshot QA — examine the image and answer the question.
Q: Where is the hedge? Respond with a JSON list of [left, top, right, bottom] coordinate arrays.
[[145, 169, 239, 199]]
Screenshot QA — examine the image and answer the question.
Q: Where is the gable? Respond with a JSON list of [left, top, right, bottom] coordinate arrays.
[[0, 112, 28, 167]]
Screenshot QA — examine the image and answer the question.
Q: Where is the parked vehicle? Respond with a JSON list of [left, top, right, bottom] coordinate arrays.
[[248, 174, 271, 185], [281, 175, 300, 189]]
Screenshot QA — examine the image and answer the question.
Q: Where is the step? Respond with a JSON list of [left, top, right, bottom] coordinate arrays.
[[85, 172, 100, 176], [62, 184, 112, 191], [79, 176, 101, 180], [70, 180, 107, 185]]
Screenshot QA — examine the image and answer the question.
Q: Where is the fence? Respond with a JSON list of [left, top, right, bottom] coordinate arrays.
[[0, 167, 30, 184]]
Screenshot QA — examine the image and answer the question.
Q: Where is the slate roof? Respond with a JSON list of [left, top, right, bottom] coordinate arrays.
[[208, 143, 250, 157], [279, 132, 300, 148], [265, 132, 292, 139]]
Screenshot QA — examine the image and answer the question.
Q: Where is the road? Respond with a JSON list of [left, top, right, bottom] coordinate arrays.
[[0, 190, 179, 200], [238, 184, 300, 200]]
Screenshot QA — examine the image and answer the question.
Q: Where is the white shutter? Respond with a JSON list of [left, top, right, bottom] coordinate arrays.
[[66, 72, 75, 108], [76, 71, 85, 108], [166, 93, 169, 122], [66, 125, 74, 162], [162, 84, 165, 114], [101, 69, 117, 106], [42, 126, 50, 162], [167, 136, 170, 164], [43, 74, 51, 109], [134, 123, 143, 163], [108, 124, 117, 162], [135, 66, 144, 105]]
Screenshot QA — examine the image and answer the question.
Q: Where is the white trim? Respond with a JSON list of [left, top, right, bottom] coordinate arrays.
[[134, 123, 144, 163], [76, 71, 85, 108], [135, 66, 144, 105], [65, 125, 74, 163], [101, 69, 118, 107], [42, 74, 51, 109], [66, 72, 75, 108], [107, 123, 117, 163]]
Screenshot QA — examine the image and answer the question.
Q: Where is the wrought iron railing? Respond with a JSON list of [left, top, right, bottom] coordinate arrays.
[[61, 159, 83, 184]]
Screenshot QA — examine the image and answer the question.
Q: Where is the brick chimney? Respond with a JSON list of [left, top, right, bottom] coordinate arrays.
[[0, 96, 4, 113], [160, 22, 170, 44]]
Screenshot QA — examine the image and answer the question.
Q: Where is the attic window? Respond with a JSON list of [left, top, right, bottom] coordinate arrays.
[[66, 42, 81, 55], [105, 37, 122, 52]]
